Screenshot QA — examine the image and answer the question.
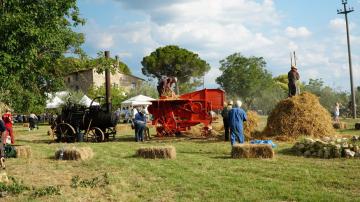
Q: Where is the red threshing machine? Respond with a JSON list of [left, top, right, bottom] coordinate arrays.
[[148, 89, 225, 136]]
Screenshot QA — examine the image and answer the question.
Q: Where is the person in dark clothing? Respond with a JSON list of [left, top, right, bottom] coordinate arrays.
[[221, 101, 233, 141], [0, 118, 6, 169], [134, 109, 147, 142], [288, 65, 300, 97]]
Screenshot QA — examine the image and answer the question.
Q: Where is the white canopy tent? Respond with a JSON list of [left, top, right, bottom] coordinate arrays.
[[121, 95, 155, 107], [46, 96, 64, 109], [45, 93, 99, 109], [79, 95, 100, 107]]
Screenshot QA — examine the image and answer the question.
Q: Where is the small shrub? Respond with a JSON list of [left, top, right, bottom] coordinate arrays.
[[31, 185, 61, 198], [71, 173, 110, 189], [0, 176, 30, 196]]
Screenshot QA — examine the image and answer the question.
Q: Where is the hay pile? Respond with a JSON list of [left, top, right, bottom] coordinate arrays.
[[55, 147, 94, 161], [136, 146, 176, 159], [231, 144, 274, 159], [292, 136, 360, 158], [333, 122, 347, 129], [14, 146, 32, 158], [244, 111, 259, 139], [263, 92, 335, 139]]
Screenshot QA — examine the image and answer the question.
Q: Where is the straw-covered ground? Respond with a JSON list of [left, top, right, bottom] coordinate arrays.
[[2, 117, 360, 201]]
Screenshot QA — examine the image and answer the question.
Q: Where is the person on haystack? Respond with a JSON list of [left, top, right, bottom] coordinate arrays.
[[288, 65, 300, 97], [228, 100, 247, 145], [221, 100, 233, 142]]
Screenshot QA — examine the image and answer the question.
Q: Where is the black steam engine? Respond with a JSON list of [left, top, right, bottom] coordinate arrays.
[[52, 51, 117, 142]]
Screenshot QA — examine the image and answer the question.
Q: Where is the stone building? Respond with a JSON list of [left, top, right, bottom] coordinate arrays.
[[64, 69, 144, 93]]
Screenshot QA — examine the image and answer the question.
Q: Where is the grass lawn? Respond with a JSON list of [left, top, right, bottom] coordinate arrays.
[[2, 117, 360, 201]]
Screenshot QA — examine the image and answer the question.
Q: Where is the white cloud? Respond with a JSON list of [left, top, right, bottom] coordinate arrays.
[[84, 22, 115, 49], [285, 26, 311, 38], [80, 0, 360, 90], [329, 18, 356, 32]]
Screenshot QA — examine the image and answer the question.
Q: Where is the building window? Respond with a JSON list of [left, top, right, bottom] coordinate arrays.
[[68, 77, 71, 83], [75, 72, 79, 81], [131, 82, 136, 89]]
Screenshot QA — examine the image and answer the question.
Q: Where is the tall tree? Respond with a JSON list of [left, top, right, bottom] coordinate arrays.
[[216, 53, 274, 107], [87, 85, 127, 110], [0, 0, 85, 112], [141, 45, 210, 94]]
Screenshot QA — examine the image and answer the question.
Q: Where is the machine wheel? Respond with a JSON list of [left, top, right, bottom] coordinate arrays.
[[87, 127, 105, 142], [191, 102, 203, 113], [55, 123, 76, 143], [155, 116, 177, 137], [104, 127, 116, 140]]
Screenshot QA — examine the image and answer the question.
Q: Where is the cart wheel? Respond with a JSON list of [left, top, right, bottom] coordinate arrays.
[[56, 123, 76, 143], [155, 116, 177, 136], [104, 128, 116, 140], [88, 127, 105, 142]]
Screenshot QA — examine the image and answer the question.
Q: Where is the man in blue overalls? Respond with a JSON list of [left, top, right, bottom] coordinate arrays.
[[228, 100, 247, 145]]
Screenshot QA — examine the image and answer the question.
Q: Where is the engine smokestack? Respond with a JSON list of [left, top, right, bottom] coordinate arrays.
[[104, 51, 111, 112]]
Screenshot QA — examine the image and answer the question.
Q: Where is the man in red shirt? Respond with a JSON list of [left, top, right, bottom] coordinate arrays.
[[2, 109, 14, 144]]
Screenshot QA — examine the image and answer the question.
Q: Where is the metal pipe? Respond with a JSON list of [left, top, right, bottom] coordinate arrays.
[[338, 1, 356, 118], [104, 51, 111, 113]]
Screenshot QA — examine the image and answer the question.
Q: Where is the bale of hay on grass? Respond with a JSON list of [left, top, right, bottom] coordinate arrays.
[[244, 110, 259, 139], [231, 144, 274, 159], [136, 146, 176, 159], [262, 92, 335, 139], [15, 145, 32, 158], [55, 147, 93, 161]]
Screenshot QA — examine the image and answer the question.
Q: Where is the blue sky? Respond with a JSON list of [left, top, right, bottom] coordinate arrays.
[[76, 0, 360, 91]]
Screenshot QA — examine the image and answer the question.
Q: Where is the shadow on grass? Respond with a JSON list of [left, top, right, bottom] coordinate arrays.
[[277, 147, 298, 156], [211, 156, 232, 159], [18, 139, 54, 144]]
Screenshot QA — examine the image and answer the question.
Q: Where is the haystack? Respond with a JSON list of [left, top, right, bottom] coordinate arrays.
[[231, 144, 274, 159], [55, 147, 94, 161], [244, 111, 259, 139], [262, 92, 335, 139], [15, 145, 32, 158], [136, 146, 176, 159]]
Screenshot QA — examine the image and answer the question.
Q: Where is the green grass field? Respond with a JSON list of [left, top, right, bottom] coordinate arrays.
[[3, 118, 360, 201]]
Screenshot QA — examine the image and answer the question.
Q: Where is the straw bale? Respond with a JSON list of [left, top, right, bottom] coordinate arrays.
[[23, 123, 30, 128], [244, 111, 259, 139], [262, 92, 335, 139], [55, 147, 94, 161], [0, 172, 9, 183], [116, 124, 131, 131], [14, 145, 32, 158], [136, 146, 176, 159], [231, 144, 274, 159]]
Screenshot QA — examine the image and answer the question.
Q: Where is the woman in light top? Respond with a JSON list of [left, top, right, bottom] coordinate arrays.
[[334, 102, 340, 123]]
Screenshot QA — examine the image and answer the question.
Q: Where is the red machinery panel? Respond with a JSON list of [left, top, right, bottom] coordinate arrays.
[[148, 89, 225, 136]]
